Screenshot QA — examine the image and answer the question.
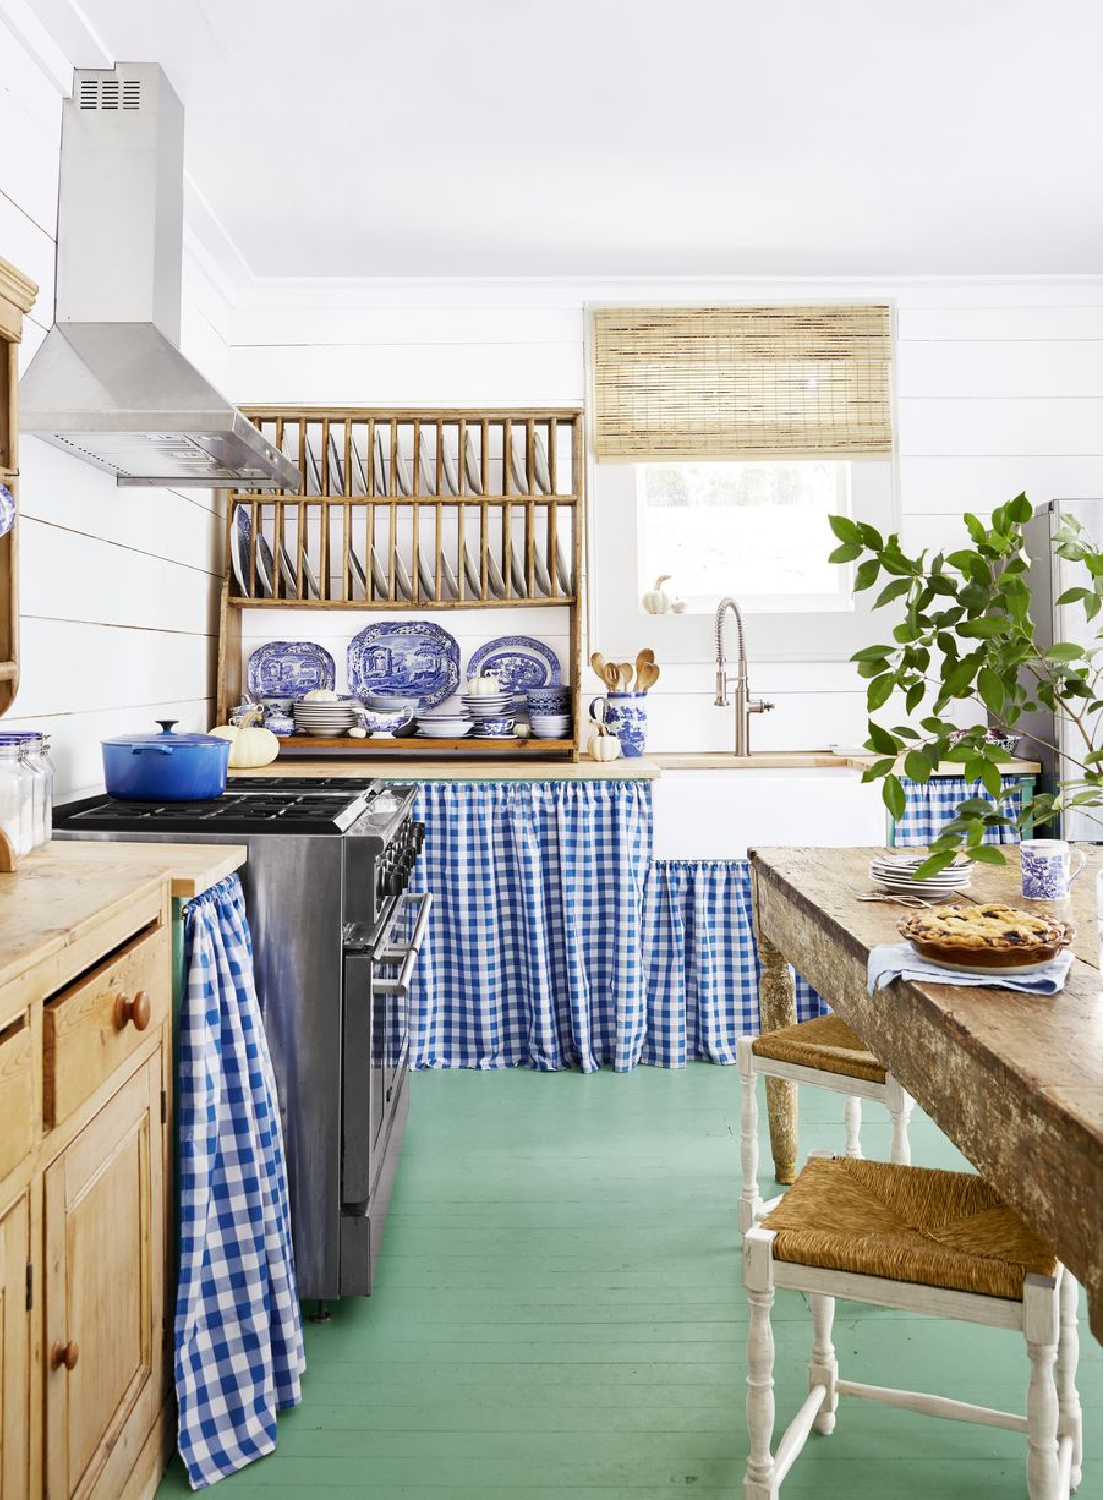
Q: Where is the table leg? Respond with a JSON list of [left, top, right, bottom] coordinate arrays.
[[757, 931, 799, 1185]]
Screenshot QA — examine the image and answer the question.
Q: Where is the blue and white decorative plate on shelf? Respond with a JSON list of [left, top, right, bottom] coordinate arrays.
[[468, 635, 561, 696], [230, 504, 252, 595], [247, 641, 336, 699], [0, 483, 14, 540], [347, 620, 460, 708]]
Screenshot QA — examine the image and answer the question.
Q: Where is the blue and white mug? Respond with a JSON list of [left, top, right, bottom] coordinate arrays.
[[1020, 839, 1086, 901], [589, 692, 647, 758]]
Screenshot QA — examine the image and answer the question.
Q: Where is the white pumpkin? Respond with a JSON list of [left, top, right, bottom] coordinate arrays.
[[303, 688, 339, 702], [642, 575, 671, 615], [210, 723, 280, 769], [588, 730, 622, 763]]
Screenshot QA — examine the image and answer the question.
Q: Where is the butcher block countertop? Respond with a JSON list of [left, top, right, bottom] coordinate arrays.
[[653, 752, 1042, 774], [232, 756, 661, 781], [0, 842, 248, 996]]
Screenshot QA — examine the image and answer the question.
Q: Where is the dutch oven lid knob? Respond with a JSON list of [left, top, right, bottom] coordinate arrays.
[[156, 720, 178, 736]]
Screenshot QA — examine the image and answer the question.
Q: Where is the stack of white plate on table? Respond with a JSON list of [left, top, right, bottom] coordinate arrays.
[[528, 714, 572, 741], [460, 688, 515, 728], [869, 852, 971, 900], [415, 699, 472, 739], [292, 697, 362, 736]]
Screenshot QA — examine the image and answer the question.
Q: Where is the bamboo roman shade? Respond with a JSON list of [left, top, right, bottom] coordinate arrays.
[[590, 304, 893, 462]]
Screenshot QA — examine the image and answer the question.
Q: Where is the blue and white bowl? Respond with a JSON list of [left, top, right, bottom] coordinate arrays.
[[361, 708, 414, 735], [525, 686, 571, 715]]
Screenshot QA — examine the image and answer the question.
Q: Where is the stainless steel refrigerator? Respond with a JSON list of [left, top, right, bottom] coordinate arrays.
[[1017, 498, 1102, 843]]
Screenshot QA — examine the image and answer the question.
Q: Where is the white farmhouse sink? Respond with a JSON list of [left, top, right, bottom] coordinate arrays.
[[652, 763, 885, 860]]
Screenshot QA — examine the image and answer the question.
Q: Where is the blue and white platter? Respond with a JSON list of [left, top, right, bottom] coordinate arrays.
[[0, 483, 14, 540], [468, 635, 561, 696], [347, 620, 460, 708], [247, 641, 336, 700], [230, 504, 252, 595]]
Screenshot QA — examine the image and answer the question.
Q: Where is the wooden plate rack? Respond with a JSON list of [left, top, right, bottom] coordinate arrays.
[[217, 407, 585, 760]]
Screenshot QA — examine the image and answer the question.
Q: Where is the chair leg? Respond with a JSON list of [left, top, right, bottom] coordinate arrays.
[[738, 1039, 764, 1233], [1024, 1274, 1062, 1500], [885, 1076, 914, 1167], [744, 1232, 777, 1500], [844, 1095, 863, 1159], [808, 1293, 838, 1435], [1057, 1269, 1083, 1492]]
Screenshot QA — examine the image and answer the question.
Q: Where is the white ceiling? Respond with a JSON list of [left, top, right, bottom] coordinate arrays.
[[31, 0, 1104, 283]]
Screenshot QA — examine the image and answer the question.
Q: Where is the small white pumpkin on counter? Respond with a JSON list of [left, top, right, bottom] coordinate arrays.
[[642, 575, 672, 615], [210, 722, 281, 769], [588, 724, 622, 762]]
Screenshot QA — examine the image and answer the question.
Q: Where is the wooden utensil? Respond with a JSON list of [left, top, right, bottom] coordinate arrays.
[[634, 649, 655, 691], [636, 662, 660, 693], [618, 662, 633, 692], [603, 662, 622, 693], [590, 651, 607, 684]]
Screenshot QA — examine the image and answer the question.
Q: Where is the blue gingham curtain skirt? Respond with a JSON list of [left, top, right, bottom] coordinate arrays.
[[176, 875, 305, 1489], [409, 780, 653, 1072], [406, 782, 826, 1073], [895, 775, 1024, 846]]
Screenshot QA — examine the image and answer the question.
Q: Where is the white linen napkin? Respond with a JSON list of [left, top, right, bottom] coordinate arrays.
[[868, 942, 1074, 997]]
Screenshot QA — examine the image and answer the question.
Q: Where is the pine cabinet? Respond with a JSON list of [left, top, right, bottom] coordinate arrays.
[[44, 1052, 165, 1500], [0, 1188, 32, 1498]]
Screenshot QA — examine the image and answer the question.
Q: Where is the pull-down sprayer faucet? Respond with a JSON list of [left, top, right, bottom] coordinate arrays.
[[714, 597, 774, 757]]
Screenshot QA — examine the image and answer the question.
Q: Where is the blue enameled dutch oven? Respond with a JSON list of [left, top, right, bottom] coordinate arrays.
[[101, 720, 230, 802]]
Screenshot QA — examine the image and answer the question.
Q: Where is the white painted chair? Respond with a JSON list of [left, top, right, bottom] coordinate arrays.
[[742, 1155, 1082, 1500], [737, 1014, 914, 1232]]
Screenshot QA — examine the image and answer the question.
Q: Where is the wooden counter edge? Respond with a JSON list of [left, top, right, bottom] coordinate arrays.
[[232, 758, 660, 781], [43, 841, 249, 899]]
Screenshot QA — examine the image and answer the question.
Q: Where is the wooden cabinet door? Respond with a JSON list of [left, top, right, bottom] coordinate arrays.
[[0, 1188, 31, 1500], [44, 1053, 164, 1500]]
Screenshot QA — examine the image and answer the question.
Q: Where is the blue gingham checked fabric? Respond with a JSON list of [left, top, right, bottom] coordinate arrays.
[[642, 860, 827, 1065], [894, 775, 1024, 847], [176, 875, 304, 1489], [404, 782, 825, 1072], [407, 780, 654, 1072]]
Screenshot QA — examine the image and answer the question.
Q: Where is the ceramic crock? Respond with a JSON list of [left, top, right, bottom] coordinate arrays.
[[589, 692, 647, 758]]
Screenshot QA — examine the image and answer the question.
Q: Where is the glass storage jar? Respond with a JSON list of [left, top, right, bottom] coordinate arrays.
[[0, 733, 53, 848], [0, 743, 33, 858]]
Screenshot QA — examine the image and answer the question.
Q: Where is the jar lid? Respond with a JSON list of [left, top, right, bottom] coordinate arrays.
[[0, 731, 42, 743], [101, 718, 228, 750]]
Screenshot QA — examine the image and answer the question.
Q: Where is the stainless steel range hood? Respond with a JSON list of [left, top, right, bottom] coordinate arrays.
[[20, 64, 298, 491]]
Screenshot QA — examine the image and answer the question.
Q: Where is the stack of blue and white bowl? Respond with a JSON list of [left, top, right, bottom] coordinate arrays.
[[461, 685, 518, 739], [526, 685, 572, 740]]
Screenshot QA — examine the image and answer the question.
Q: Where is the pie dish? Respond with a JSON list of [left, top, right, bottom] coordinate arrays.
[[899, 903, 1074, 971]]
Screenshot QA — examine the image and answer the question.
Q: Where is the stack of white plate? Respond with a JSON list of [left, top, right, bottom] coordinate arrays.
[[461, 689, 515, 726], [293, 698, 361, 736], [869, 852, 971, 900], [415, 699, 472, 739], [529, 714, 572, 740]]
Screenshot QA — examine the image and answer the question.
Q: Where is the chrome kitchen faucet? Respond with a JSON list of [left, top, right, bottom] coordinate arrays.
[[714, 597, 774, 756]]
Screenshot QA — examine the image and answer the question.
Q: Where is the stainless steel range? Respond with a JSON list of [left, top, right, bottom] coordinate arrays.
[[55, 776, 429, 1303]]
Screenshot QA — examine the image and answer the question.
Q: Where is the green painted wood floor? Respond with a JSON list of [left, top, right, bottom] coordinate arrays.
[[158, 1065, 1101, 1497]]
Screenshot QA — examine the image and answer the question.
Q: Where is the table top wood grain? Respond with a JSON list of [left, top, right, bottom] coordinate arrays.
[[749, 843, 1102, 1339]]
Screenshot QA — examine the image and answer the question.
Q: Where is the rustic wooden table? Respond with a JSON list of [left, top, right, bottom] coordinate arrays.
[[749, 844, 1103, 1340]]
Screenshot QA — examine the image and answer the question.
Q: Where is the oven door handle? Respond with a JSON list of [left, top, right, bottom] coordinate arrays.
[[373, 891, 433, 995]]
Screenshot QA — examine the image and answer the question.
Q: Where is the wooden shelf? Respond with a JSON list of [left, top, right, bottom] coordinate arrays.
[[229, 594, 575, 611], [0, 252, 39, 718]]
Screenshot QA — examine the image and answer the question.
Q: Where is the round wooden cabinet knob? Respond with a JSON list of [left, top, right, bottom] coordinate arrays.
[[113, 989, 152, 1032], [50, 1340, 79, 1372]]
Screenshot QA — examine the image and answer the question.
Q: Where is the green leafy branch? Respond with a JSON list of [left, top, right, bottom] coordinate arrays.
[[830, 495, 1102, 875]]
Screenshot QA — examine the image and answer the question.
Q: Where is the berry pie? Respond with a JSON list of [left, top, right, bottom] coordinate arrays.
[[899, 903, 1074, 971]]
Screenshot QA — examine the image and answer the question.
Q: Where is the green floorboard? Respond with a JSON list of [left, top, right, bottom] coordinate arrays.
[[158, 1065, 1102, 1497]]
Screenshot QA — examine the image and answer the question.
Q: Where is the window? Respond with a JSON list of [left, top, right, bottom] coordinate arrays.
[[638, 459, 854, 614]]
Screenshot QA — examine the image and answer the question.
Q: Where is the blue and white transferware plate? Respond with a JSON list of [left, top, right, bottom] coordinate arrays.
[[468, 635, 561, 696], [0, 483, 14, 540], [347, 620, 460, 708], [230, 504, 252, 595], [247, 641, 336, 700]]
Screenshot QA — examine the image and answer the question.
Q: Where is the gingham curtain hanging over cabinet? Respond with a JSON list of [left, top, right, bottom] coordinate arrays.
[[643, 860, 827, 1065], [894, 776, 1025, 846], [176, 875, 305, 1489]]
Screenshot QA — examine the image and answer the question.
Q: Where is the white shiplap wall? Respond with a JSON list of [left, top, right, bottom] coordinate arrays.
[[1, 25, 230, 798], [223, 277, 1103, 752]]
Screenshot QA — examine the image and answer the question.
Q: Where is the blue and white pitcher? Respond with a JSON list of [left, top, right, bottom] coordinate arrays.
[[589, 692, 648, 758]]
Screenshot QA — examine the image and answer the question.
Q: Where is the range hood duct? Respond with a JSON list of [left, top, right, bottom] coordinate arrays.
[[20, 64, 298, 490]]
